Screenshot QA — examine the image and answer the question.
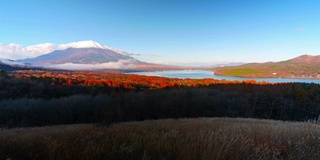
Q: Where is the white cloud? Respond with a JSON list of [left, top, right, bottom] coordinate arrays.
[[0, 42, 61, 60], [46, 59, 136, 70], [0, 40, 138, 60], [0, 43, 24, 59], [25, 43, 58, 57], [297, 27, 306, 32]]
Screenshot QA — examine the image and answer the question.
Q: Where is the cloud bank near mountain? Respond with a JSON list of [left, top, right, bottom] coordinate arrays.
[[0, 43, 56, 59], [47, 59, 136, 70]]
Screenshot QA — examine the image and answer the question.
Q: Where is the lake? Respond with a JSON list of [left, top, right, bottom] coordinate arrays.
[[127, 70, 320, 84]]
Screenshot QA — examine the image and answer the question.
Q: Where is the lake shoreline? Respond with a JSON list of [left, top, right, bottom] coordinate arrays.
[[127, 70, 320, 84]]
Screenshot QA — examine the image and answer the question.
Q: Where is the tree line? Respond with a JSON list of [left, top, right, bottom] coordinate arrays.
[[0, 70, 320, 127]]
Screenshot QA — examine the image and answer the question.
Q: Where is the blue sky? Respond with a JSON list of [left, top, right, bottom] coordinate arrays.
[[0, 0, 319, 64]]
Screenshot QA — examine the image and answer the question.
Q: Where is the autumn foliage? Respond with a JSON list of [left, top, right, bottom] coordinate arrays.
[[1, 70, 320, 128], [11, 70, 268, 89]]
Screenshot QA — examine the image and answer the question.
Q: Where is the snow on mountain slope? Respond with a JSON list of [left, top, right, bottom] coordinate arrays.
[[60, 40, 109, 49], [55, 40, 137, 56], [60, 40, 139, 55]]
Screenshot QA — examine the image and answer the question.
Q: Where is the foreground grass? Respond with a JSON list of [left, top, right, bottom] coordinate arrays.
[[1, 118, 320, 160]]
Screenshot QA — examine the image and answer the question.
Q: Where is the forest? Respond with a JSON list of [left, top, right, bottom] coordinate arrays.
[[0, 69, 320, 128]]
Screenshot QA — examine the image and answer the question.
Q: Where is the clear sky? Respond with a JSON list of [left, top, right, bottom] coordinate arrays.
[[0, 0, 319, 65]]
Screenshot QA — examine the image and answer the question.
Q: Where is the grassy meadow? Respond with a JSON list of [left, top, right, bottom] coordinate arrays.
[[221, 68, 260, 77], [1, 118, 320, 160]]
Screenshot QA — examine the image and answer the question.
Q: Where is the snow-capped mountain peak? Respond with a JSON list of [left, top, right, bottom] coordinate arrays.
[[59, 40, 137, 55], [61, 40, 109, 49]]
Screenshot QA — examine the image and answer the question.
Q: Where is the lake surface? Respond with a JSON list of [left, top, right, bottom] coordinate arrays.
[[127, 70, 320, 84]]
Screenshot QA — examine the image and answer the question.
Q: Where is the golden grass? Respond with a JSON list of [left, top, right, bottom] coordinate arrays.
[[1, 118, 320, 160]]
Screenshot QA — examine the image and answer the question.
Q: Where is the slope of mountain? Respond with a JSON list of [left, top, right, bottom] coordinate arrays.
[[17, 40, 142, 70], [213, 55, 320, 79], [17, 40, 185, 71], [21, 48, 136, 65]]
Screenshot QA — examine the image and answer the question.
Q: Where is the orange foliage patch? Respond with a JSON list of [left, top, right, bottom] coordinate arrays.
[[11, 70, 273, 90]]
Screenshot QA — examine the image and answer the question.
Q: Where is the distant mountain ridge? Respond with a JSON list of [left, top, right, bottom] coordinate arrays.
[[287, 54, 320, 64], [214, 54, 320, 79]]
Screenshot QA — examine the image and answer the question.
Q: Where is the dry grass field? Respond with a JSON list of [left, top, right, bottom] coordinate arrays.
[[1, 118, 320, 160]]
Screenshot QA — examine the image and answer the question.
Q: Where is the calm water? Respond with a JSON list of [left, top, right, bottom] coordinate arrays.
[[127, 70, 320, 84]]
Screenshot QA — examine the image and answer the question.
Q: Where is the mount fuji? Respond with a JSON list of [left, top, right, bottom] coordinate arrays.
[[16, 40, 183, 71]]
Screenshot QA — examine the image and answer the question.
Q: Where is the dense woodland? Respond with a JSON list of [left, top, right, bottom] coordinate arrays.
[[0, 69, 320, 128]]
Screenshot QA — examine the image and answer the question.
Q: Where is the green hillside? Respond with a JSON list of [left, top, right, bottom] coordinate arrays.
[[214, 55, 320, 79]]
